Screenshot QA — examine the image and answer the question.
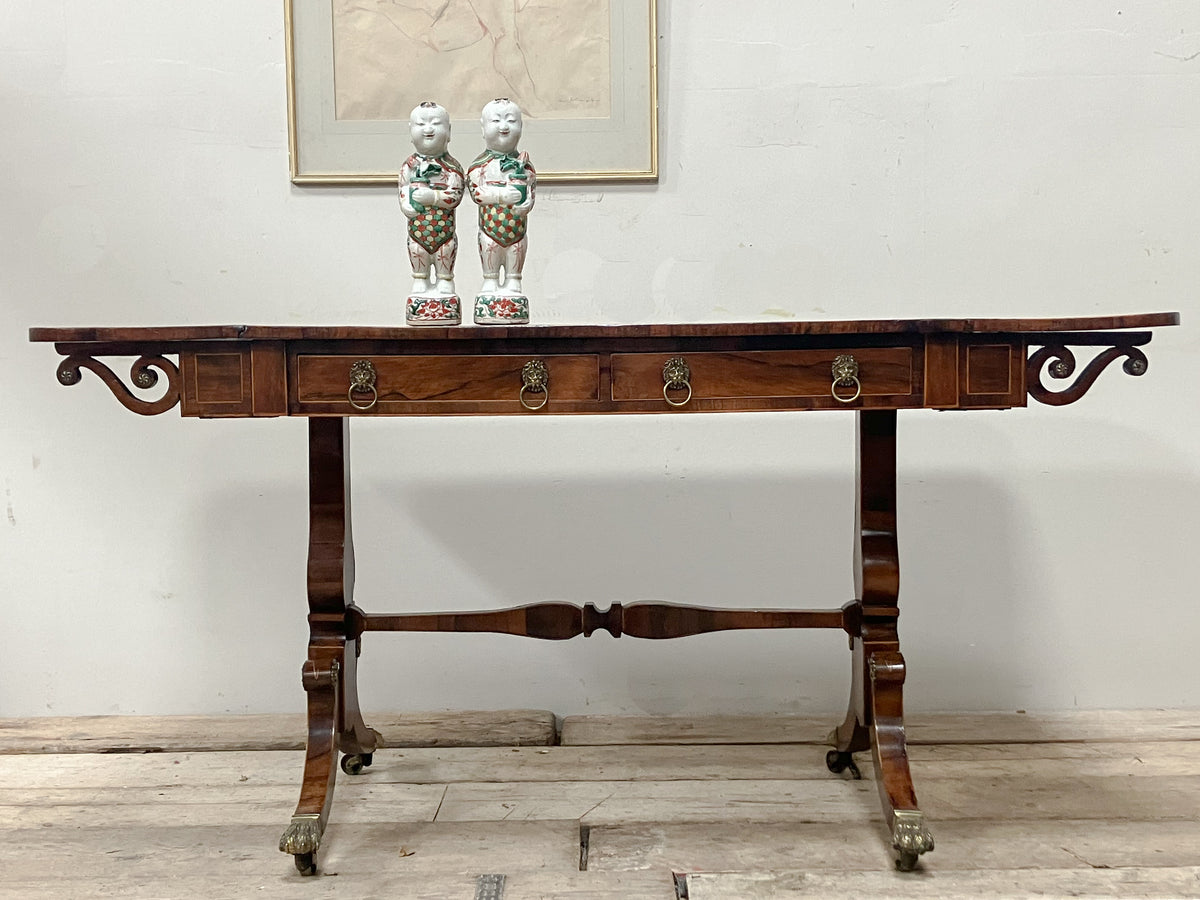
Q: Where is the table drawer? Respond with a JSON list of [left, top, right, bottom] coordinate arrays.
[[293, 354, 601, 413], [610, 347, 919, 408]]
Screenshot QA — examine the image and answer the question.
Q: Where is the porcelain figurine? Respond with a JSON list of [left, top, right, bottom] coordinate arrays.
[[468, 98, 536, 325], [399, 101, 465, 325]]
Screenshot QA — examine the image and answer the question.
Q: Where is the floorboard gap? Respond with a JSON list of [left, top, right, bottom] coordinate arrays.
[[578, 823, 591, 871], [673, 871, 690, 899]]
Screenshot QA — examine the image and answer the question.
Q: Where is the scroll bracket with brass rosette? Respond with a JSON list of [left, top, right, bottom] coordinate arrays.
[[54, 354, 182, 416], [520, 359, 549, 410], [662, 357, 692, 407], [1027, 333, 1152, 406], [831, 354, 862, 403], [348, 359, 378, 410]]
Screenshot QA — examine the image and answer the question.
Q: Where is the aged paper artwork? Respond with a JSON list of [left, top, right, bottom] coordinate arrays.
[[332, 0, 613, 122]]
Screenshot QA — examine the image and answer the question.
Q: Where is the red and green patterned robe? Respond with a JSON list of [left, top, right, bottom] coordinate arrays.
[[467, 150, 536, 247], [399, 153, 465, 252]]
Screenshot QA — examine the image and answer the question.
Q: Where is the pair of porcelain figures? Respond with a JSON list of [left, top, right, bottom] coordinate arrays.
[[400, 98, 535, 326]]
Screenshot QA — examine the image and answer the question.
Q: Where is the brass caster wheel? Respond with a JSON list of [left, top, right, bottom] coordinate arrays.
[[340, 752, 373, 776], [825, 749, 862, 780], [294, 852, 317, 876], [895, 849, 920, 872]]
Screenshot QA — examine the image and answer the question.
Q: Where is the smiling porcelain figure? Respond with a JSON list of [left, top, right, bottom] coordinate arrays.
[[398, 101, 465, 325], [467, 98, 536, 324]]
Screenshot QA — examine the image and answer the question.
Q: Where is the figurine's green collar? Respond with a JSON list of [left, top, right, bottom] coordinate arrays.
[[475, 148, 527, 174]]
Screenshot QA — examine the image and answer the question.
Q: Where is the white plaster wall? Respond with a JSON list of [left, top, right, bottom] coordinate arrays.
[[2, 2, 1198, 717]]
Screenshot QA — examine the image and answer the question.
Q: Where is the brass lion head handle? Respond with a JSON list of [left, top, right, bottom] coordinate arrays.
[[348, 359, 378, 410], [831, 354, 861, 404], [520, 359, 549, 410], [662, 357, 692, 407]]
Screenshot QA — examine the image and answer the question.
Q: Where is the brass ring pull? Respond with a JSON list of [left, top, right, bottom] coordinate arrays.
[[520, 359, 549, 411], [519, 385, 548, 410], [663, 357, 692, 408], [348, 359, 378, 411], [663, 382, 692, 407], [831, 354, 862, 403], [348, 385, 378, 410], [832, 377, 861, 403]]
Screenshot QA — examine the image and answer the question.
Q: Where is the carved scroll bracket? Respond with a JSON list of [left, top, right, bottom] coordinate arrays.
[[1027, 333, 1151, 407], [56, 354, 181, 416]]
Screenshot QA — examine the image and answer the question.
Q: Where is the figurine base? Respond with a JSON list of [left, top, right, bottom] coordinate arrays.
[[407, 294, 462, 326], [474, 293, 529, 325]]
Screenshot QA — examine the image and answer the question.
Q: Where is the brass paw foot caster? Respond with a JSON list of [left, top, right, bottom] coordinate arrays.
[[280, 814, 322, 876], [340, 752, 373, 776], [892, 810, 934, 871], [825, 749, 863, 780]]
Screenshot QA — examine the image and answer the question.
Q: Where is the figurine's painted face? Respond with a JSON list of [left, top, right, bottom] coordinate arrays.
[[410, 104, 450, 156], [481, 100, 523, 154]]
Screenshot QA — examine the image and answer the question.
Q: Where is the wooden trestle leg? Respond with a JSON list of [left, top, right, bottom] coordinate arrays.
[[279, 418, 382, 876], [828, 410, 934, 871]]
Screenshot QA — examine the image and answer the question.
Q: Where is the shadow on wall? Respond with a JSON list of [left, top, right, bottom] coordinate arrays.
[[182, 420, 1198, 716], [900, 464, 1199, 711], [347, 462, 1028, 715]]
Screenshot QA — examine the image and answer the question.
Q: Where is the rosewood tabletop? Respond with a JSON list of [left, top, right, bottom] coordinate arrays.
[[29, 313, 1180, 873]]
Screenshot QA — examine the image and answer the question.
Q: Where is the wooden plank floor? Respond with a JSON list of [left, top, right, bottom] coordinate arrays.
[[0, 711, 1197, 899]]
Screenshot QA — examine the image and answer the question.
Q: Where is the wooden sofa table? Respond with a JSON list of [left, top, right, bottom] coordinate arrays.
[[29, 314, 1178, 873]]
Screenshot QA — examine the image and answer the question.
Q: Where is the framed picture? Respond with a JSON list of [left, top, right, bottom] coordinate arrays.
[[285, 0, 658, 184]]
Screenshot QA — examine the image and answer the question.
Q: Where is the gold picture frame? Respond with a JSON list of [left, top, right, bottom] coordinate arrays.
[[285, 0, 658, 185]]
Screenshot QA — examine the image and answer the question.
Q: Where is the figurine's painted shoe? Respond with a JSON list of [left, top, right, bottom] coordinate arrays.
[[474, 293, 529, 325], [407, 294, 462, 326]]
